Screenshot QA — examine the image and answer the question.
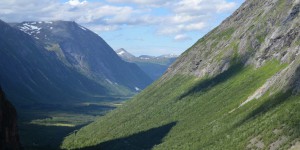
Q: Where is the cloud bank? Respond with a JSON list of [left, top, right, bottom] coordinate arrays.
[[0, 0, 240, 40]]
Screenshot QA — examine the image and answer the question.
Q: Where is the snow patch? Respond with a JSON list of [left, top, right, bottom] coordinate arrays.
[[160, 54, 178, 58], [140, 57, 150, 60], [106, 79, 113, 85], [117, 50, 125, 55], [135, 87, 140, 91], [19, 23, 42, 38], [79, 26, 87, 31]]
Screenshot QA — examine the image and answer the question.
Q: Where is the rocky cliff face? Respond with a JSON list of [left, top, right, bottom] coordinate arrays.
[[164, 0, 300, 98], [0, 87, 21, 150]]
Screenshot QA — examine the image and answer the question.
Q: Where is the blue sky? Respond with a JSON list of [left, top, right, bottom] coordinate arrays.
[[0, 0, 244, 56]]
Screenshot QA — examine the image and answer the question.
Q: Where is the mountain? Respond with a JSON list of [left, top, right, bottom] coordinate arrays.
[[116, 48, 177, 80], [0, 20, 151, 106], [0, 87, 21, 150], [116, 48, 136, 60], [0, 20, 106, 106], [62, 0, 300, 149], [14, 21, 152, 94], [116, 48, 177, 65]]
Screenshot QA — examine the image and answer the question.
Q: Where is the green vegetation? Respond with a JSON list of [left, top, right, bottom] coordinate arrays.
[[30, 114, 96, 127], [62, 60, 298, 149], [216, 27, 235, 41], [210, 27, 235, 50], [180, 27, 236, 65], [45, 43, 73, 68], [18, 100, 125, 149], [256, 33, 267, 44]]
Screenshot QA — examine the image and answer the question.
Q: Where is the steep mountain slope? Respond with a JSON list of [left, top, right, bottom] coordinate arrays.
[[62, 0, 300, 149], [14, 21, 152, 93], [0, 87, 21, 150], [0, 20, 116, 106], [116, 48, 177, 80]]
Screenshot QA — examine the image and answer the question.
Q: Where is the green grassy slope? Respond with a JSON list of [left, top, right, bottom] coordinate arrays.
[[62, 0, 300, 149], [62, 60, 300, 149]]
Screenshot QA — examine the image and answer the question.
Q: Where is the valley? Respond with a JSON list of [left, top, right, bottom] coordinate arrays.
[[116, 48, 177, 80], [18, 97, 128, 149], [0, 18, 150, 149], [3, 0, 300, 149]]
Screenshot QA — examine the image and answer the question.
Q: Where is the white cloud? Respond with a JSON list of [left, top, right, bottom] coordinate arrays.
[[158, 22, 206, 35], [0, 0, 137, 31], [216, 1, 237, 12], [174, 34, 191, 41], [67, 0, 87, 6], [86, 24, 120, 32], [106, 0, 168, 6], [0, 0, 239, 34], [173, 0, 236, 13], [153, 0, 237, 35], [184, 22, 206, 31]]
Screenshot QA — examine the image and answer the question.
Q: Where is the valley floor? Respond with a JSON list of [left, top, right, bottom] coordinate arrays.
[[17, 98, 127, 149]]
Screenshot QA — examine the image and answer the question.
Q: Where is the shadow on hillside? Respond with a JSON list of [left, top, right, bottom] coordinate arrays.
[[235, 90, 292, 127], [79, 122, 177, 150], [20, 124, 87, 150], [289, 96, 300, 138], [178, 63, 244, 100]]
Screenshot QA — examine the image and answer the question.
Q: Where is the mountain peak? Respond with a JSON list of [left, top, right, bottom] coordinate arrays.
[[116, 48, 129, 55], [115, 48, 136, 60], [14, 20, 90, 40]]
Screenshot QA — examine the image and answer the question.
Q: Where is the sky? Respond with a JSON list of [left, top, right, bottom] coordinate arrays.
[[0, 0, 244, 56]]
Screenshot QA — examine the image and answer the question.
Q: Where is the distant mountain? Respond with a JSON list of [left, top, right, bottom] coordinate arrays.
[[115, 48, 177, 80], [0, 20, 107, 106], [116, 48, 136, 60], [14, 21, 152, 93], [0, 20, 152, 106], [158, 54, 178, 58]]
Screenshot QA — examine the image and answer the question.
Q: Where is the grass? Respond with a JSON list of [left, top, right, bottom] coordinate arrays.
[[29, 114, 96, 127], [62, 60, 294, 149]]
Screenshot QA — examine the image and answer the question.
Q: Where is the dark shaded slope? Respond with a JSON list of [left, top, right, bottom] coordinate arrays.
[[14, 21, 152, 92], [81, 122, 176, 150], [0, 86, 21, 150], [135, 62, 169, 80], [0, 20, 108, 106]]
